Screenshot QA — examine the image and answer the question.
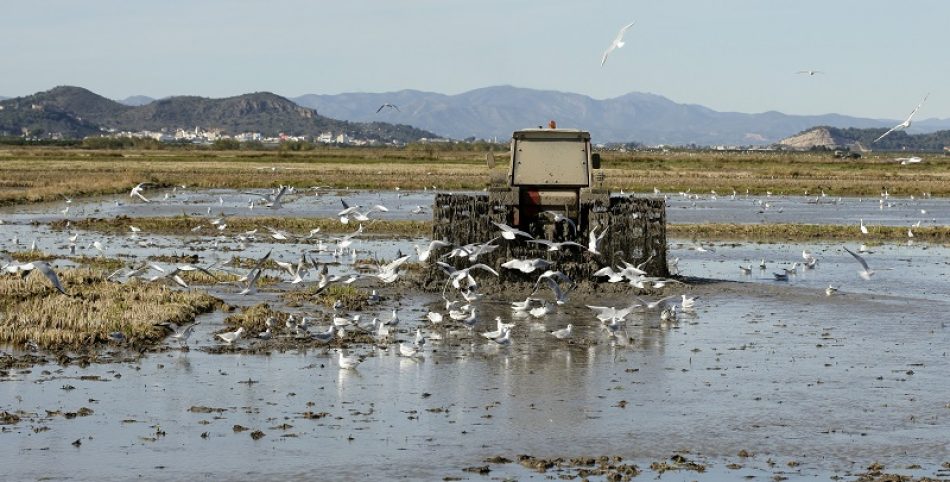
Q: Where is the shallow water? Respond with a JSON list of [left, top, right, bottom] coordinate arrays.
[[3, 285, 948, 481], [2, 189, 950, 481], [2, 188, 949, 227]]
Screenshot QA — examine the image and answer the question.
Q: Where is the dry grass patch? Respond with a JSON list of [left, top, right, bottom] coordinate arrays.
[[282, 284, 371, 311], [0, 268, 220, 350], [2, 147, 948, 208]]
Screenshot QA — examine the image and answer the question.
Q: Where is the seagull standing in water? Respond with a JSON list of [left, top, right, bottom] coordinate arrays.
[[338, 350, 362, 369], [874, 94, 930, 143], [550, 324, 573, 340], [171, 322, 198, 346], [216, 327, 245, 344], [601, 21, 636, 66]]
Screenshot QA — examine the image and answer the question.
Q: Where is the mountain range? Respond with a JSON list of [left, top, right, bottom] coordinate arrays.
[[4, 86, 950, 146], [292, 86, 950, 145], [0, 87, 436, 142]]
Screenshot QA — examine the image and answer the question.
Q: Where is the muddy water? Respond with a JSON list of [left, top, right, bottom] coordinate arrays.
[[2, 190, 949, 481]]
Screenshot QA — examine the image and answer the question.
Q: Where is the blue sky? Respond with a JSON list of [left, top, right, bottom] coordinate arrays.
[[3, 0, 946, 119]]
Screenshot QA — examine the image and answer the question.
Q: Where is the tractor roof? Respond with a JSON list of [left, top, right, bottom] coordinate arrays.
[[512, 128, 591, 140]]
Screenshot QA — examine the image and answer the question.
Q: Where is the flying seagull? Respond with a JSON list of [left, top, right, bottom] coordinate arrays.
[[796, 70, 824, 76], [18, 261, 69, 295], [376, 103, 400, 113], [874, 94, 929, 143], [843, 246, 875, 280], [601, 21, 636, 66], [130, 182, 151, 203]]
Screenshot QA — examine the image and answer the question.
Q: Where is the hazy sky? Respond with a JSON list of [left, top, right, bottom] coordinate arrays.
[[3, 0, 946, 119]]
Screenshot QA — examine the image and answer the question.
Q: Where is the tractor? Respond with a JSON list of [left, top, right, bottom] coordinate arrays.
[[427, 126, 668, 285]]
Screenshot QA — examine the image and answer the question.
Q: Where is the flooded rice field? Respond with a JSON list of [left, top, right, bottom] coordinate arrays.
[[2, 188, 949, 481], [3, 187, 949, 227]]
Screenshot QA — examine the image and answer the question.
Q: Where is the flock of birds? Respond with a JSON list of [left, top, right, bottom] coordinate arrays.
[[660, 184, 931, 293], [3, 178, 940, 369], [1, 181, 703, 370]]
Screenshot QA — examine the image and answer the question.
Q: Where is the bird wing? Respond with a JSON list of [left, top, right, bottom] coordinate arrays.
[[842, 246, 870, 271], [435, 261, 457, 275], [34, 262, 68, 295], [242, 192, 271, 199], [272, 185, 289, 202], [544, 276, 564, 302], [380, 255, 411, 274], [600, 47, 613, 66], [616, 21, 635, 41], [873, 125, 900, 142], [904, 93, 929, 123], [501, 259, 527, 270], [563, 217, 577, 233], [469, 264, 500, 277], [274, 259, 295, 275], [376, 104, 386, 113], [428, 240, 451, 251]]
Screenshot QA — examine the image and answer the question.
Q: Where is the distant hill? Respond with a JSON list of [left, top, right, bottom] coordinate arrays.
[[0, 86, 438, 142], [779, 126, 950, 151], [293, 85, 949, 145], [117, 95, 155, 106]]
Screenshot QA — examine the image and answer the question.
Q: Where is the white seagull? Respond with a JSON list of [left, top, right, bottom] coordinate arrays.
[[216, 326, 245, 344], [527, 239, 585, 252], [896, 156, 923, 165], [398, 343, 420, 357], [415, 240, 451, 262], [874, 94, 929, 143], [587, 223, 609, 255], [338, 350, 362, 369], [601, 21, 636, 66], [796, 70, 824, 76], [493, 221, 533, 240], [16, 261, 69, 295], [550, 324, 573, 340], [130, 182, 151, 203], [542, 211, 577, 234], [501, 258, 552, 274]]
